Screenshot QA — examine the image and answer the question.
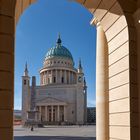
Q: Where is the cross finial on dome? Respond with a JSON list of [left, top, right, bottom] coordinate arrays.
[[56, 33, 62, 46], [58, 33, 61, 39]]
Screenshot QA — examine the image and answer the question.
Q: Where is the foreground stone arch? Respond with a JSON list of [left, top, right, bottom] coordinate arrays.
[[0, 0, 140, 140]]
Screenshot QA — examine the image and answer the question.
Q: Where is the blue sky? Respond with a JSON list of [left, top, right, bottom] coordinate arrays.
[[15, 0, 96, 110]]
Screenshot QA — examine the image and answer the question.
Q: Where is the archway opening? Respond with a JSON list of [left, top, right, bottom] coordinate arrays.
[[0, 0, 134, 140], [14, 0, 96, 139]]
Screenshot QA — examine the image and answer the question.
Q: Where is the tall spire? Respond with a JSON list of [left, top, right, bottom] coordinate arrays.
[[24, 62, 29, 76], [78, 58, 83, 73], [84, 77, 86, 85], [56, 33, 62, 47], [78, 58, 82, 69], [25, 62, 28, 71]]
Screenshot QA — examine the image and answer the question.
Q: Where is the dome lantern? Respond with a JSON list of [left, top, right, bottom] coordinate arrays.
[[56, 33, 62, 47], [44, 35, 74, 65]]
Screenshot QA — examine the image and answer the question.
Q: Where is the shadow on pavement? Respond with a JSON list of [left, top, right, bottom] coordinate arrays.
[[14, 136, 96, 140]]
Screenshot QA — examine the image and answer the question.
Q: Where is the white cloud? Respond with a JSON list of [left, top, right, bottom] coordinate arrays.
[[87, 98, 96, 107]]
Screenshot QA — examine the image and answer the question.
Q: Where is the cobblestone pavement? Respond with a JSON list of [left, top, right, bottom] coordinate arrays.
[[14, 125, 96, 140]]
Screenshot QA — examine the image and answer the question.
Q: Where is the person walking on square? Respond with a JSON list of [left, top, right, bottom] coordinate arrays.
[[31, 125, 34, 131]]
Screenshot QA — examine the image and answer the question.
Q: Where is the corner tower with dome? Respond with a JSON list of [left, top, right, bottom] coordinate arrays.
[[22, 35, 87, 125]]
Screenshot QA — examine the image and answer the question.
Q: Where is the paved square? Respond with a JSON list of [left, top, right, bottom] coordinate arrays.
[[14, 125, 96, 140]]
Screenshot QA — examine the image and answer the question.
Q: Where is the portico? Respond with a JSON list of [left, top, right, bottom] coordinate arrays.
[[36, 98, 67, 123]]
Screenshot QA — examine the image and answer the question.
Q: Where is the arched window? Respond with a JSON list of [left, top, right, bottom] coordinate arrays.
[[24, 80, 26, 85]]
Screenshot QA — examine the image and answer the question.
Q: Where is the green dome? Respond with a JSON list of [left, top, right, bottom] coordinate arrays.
[[45, 35, 74, 63]]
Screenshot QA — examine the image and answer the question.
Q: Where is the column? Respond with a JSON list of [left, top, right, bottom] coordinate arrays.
[[42, 73, 44, 85], [51, 106, 53, 122], [45, 72, 47, 84], [70, 71, 71, 84], [40, 73, 42, 85], [68, 71, 71, 84], [43, 73, 45, 85], [45, 106, 48, 122], [64, 106, 67, 122], [26, 112, 29, 120], [90, 17, 109, 140], [45, 71, 47, 84], [56, 69, 58, 83], [51, 70, 53, 83], [60, 70, 62, 83], [73, 73, 76, 84], [71, 72, 74, 84], [57, 105, 60, 122], [44, 72, 46, 85], [35, 107, 38, 121], [48, 70, 50, 84], [52, 70, 54, 84], [46, 72, 48, 84], [39, 106, 42, 121], [64, 70, 67, 84]]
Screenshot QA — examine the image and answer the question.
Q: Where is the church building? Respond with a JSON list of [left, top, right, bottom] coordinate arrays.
[[22, 35, 87, 125]]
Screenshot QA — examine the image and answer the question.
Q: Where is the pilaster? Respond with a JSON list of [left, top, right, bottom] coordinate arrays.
[[90, 17, 109, 140]]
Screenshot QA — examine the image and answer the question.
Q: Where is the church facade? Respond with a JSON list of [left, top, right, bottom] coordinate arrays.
[[22, 35, 87, 125]]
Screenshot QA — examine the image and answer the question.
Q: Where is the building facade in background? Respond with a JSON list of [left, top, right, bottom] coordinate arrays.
[[87, 107, 96, 123], [22, 35, 87, 125]]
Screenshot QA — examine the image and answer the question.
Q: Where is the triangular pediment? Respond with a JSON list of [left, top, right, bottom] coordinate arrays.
[[36, 97, 67, 106]]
